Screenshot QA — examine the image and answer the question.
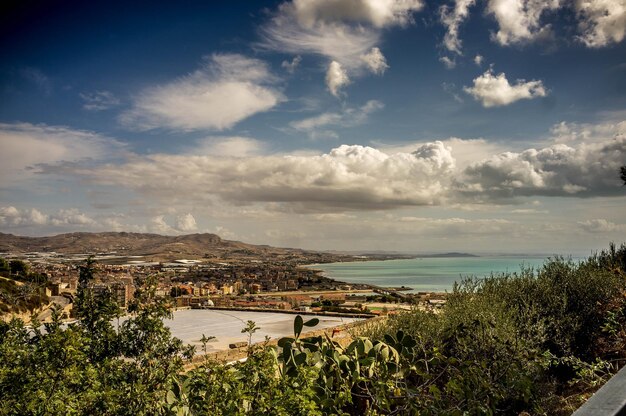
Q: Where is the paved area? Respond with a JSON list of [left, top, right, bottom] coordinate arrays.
[[121, 309, 361, 353]]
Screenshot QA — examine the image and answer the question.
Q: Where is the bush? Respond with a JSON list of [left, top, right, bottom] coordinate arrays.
[[367, 244, 626, 414], [2, 246, 625, 415]]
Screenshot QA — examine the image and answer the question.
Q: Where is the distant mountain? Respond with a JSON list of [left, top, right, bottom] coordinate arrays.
[[0, 232, 348, 263], [325, 250, 478, 258], [416, 252, 479, 258]]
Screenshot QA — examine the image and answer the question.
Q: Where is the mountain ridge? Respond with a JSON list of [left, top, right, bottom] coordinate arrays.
[[0, 231, 341, 262]]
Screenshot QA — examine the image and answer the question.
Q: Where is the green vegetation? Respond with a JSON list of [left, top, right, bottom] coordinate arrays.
[[1, 245, 625, 415]]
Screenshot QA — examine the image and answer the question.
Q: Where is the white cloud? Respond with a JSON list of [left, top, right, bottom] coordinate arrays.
[[439, 56, 456, 69], [261, 14, 379, 69], [34, 119, 626, 214], [0, 206, 95, 227], [80, 91, 120, 111], [575, 0, 626, 47], [260, 0, 422, 91], [42, 142, 455, 212], [150, 215, 173, 233], [474, 54, 483, 66], [398, 216, 513, 235], [285, 0, 424, 28], [463, 69, 547, 107], [360, 47, 389, 74], [440, 0, 476, 54], [291, 112, 343, 131], [120, 54, 284, 131], [457, 135, 626, 199], [176, 213, 198, 231], [281, 55, 302, 73], [290, 99, 383, 136], [326, 61, 350, 96], [0, 122, 123, 185], [578, 218, 626, 233], [191, 136, 267, 157], [550, 118, 626, 144], [511, 208, 548, 214], [0, 207, 47, 226], [0, 206, 202, 235], [50, 209, 96, 226], [486, 0, 561, 46]]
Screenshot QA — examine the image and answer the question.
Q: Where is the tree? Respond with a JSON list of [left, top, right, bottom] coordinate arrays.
[[9, 260, 29, 276], [74, 256, 121, 361], [0, 258, 194, 415], [0, 257, 9, 273], [170, 286, 187, 298], [241, 320, 260, 348], [621, 165, 626, 186]]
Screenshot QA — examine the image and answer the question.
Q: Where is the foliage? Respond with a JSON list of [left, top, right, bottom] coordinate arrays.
[[241, 320, 260, 348], [9, 260, 29, 276], [0, 259, 191, 416], [366, 243, 626, 414], [0, 258, 8, 273], [1, 245, 626, 415]]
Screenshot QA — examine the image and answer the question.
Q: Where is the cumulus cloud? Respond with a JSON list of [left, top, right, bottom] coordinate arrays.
[[40, 142, 455, 212], [150, 215, 173, 233], [575, 0, 626, 47], [80, 91, 120, 111], [360, 47, 389, 74], [474, 54, 483, 65], [456, 135, 626, 199], [550, 118, 626, 144], [260, 0, 422, 92], [120, 54, 284, 131], [175, 213, 197, 231], [33, 119, 626, 213], [487, 0, 561, 46], [0, 122, 123, 185], [0, 206, 203, 235], [0, 206, 95, 228], [326, 61, 350, 96], [463, 69, 547, 107], [290, 100, 383, 137], [440, 0, 476, 54]]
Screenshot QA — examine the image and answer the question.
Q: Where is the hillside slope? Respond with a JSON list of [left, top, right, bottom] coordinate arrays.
[[0, 232, 345, 263]]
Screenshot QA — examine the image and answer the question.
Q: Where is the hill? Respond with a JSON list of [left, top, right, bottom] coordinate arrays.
[[0, 232, 349, 263]]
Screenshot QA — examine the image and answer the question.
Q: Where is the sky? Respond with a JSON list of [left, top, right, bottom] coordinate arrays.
[[0, 0, 625, 255]]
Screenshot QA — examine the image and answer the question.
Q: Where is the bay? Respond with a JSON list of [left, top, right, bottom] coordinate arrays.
[[309, 256, 555, 293]]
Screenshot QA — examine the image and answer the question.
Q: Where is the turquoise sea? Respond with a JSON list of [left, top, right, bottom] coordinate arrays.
[[309, 256, 558, 293]]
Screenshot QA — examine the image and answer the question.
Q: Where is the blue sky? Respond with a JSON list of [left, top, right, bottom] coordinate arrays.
[[1, 0, 625, 254]]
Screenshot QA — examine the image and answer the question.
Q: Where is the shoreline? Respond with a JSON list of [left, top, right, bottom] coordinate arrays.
[[303, 255, 552, 294]]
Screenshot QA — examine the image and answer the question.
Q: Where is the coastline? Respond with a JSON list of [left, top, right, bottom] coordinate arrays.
[[304, 255, 551, 293]]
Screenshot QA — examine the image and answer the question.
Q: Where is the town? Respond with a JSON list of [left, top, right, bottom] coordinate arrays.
[[0, 250, 447, 323]]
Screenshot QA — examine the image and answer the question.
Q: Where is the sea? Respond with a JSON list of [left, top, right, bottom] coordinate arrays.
[[308, 256, 563, 293]]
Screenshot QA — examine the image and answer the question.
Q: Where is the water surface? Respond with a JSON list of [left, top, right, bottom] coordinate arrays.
[[310, 257, 552, 293]]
